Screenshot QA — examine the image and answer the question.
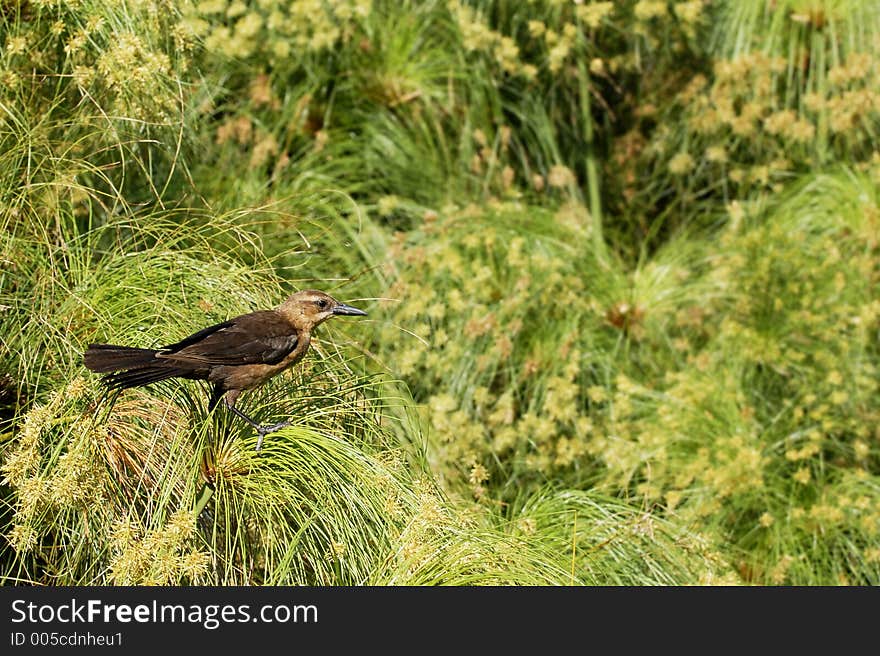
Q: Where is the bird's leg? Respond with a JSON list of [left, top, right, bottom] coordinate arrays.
[[223, 390, 291, 452], [208, 383, 225, 413]]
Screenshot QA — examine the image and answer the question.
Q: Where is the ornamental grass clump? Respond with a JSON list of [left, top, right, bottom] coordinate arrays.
[[0, 212, 551, 585], [588, 171, 880, 584], [0, 0, 192, 218], [624, 0, 880, 229], [371, 200, 725, 501]]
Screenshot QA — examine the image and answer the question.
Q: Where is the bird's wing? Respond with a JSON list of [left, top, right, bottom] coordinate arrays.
[[160, 319, 236, 352], [158, 311, 299, 366]]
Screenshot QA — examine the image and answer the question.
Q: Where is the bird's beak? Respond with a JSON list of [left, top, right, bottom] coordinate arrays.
[[332, 303, 368, 317]]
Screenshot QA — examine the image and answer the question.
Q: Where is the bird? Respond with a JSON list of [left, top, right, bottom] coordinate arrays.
[[83, 289, 368, 451]]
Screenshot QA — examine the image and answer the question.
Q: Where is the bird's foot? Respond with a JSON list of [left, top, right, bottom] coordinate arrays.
[[254, 420, 292, 452]]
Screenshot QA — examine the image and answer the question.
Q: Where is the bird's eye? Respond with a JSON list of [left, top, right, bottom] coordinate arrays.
[[316, 299, 329, 310]]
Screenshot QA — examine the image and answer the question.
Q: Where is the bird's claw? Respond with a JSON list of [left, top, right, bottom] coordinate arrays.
[[254, 420, 292, 452]]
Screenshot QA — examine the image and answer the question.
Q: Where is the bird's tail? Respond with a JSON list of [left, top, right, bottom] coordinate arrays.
[[83, 344, 182, 390], [83, 344, 159, 373]]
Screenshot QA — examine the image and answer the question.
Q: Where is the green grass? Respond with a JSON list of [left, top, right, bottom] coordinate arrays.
[[2, 0, 878, 586]]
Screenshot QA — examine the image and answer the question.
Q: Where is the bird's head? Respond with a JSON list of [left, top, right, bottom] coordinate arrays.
[[277, 290, 367, 330]]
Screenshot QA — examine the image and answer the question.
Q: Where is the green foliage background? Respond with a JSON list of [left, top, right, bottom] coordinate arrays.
[[1, 0, 878, 585]]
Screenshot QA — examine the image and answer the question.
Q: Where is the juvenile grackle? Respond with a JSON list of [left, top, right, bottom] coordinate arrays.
[[83, 290, 367, 451]]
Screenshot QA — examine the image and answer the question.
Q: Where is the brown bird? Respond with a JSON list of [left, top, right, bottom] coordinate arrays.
[[83, 290, 367, 451]]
